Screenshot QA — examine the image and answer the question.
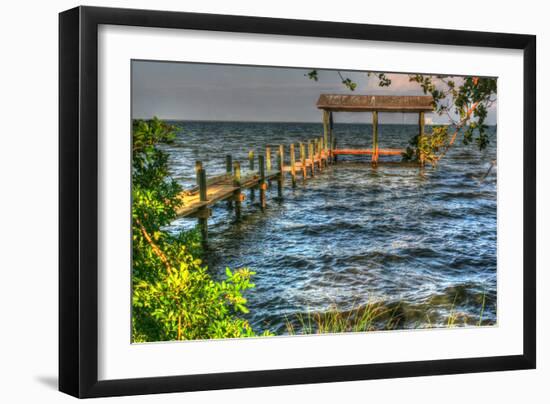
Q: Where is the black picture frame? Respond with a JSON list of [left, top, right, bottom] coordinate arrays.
[[59, 5, 536, 398]]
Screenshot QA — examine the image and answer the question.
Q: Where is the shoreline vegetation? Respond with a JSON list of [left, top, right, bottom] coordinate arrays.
[[131, 116, 494, 343], [284, 294, 493, 336]]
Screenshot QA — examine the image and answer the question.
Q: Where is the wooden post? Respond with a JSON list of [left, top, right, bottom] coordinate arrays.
[[195, 161, 203, 186], [258, 154, 266, 210], [314, 139, 319, 171], [226, 155, 233, 209], [265, 146, 272, 187], [266, 146, 272, 172], [233, 161, 242, 220], [278, 144, 284, 175], [299, 142, 306, 181], [319, 137, 324, 169], [308, 140, 315, 177], [277, 148, 283, 198], [197, 168, 208, 243], [372, 111, 379, 167], [248, 150, 255, 201], [329, 112, 334, 164], [312, 139, 317, 170], [419, 111, 425, 137], [290, 143, 297, 188], [323, 110, 329, 163]]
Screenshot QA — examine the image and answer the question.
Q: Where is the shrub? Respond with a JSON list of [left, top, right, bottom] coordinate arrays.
[[131, 117, 267, 342]]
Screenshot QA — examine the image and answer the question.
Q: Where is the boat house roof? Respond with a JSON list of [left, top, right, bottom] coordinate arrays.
[[316, 94, 434, 112]]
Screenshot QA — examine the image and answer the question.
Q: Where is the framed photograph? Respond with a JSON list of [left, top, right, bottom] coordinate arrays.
[[59, 6, 536, 398]]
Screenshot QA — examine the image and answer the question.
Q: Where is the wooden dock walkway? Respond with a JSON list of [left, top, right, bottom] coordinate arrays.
[[176, 170, 280, 217], [332, 148, 405, 156], [175, 138, 336, 241], [175, 93, 433, 242], [174, 138, 409, 243]]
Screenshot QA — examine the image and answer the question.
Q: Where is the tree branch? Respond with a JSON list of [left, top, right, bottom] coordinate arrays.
[[136, 218, 172, 275]]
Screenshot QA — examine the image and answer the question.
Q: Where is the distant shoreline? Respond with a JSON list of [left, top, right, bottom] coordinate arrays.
[[132, 118, 497, 127]]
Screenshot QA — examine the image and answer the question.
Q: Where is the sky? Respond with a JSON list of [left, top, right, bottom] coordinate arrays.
[[132, 60, 497, 125]]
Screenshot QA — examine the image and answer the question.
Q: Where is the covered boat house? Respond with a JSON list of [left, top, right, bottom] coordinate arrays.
[[316, 94, 434, 165]]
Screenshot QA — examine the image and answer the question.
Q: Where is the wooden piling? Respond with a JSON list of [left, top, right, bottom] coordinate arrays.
[[278, 144, 284, 175], [314, 139, 319, 171], [372, 111, 379, 167], [233, 161, 242, 220], [195, 161, 203, 186], [419, 111, 425, 137], [323, 110, 330, 163], [266, 146, 272, 172], [277, 148, 283, 198], [266, 146, 274, 187], [299, 142, 307, 181], [248, 150, 255, 201], [258, 154, 266, 210], [308, 140, 315, 177], [318, 137, 324, 170], [329, 111, 334, 164], [197, 168, 208, 243], [290, 143, 297, 188], [226, 155, 233, 209]]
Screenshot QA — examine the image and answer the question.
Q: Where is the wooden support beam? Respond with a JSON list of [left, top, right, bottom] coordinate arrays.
[[313, 139, 317, 171], [323, 110, 329, 163], [299, 142, 307, 181], [332, 148, 405, 156], [371, 111, 378, 167], [248, 150, 255, 201], [258, 154, 266, 210], [329, 111, 334, 164], [266, 146, 272, 187], [195, 161, 203, 186], [277, 147, 283, 198], [226, 155, 233, 209], [266, 146, 272, 172], [316, 138, 322, 171], [233, 161, 242, 220], [278, 144, 284, 175], [319, 137, 324, 169], [308, 140, 315, 177], [290, 143, 297, 188], [419, 111, 425, 137], [197, 168, 208, 243]]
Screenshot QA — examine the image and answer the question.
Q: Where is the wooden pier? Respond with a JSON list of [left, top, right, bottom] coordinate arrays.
[[175, 94, 434, 241], [175, 141, 331, 241]]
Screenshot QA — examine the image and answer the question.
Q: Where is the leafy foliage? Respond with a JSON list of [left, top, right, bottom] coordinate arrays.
[[305, 69, 319, 81], [407, 75, 497, 160], [402, 126, 449, 165], [368, 72, 392, 87], [132, 117, 268, 342]]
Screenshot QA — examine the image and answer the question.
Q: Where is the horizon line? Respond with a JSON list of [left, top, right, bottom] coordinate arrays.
[[132, 118, 497, 126]]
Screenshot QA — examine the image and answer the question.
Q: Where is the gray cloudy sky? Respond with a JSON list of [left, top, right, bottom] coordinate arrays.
[[132, 60, 497, 125]]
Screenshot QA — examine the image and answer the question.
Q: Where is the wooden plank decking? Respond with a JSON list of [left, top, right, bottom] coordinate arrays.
[[174, 130, 419, 243], [332, 148, 405, 156], [176, 170, 281, 217], [175, 146, 408, 219]]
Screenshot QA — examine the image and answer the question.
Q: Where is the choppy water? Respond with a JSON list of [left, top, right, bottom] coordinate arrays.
[[164, 121, 497, 334]]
